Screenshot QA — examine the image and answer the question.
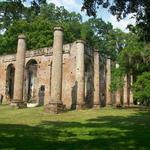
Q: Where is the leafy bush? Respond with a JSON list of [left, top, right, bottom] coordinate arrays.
[[133, 72, 150, 105]]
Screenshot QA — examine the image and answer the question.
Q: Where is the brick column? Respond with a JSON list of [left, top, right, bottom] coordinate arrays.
[[129, 74, 134, 105], [106, 58, 111, 105], [11, 34, 26, 108], [45, 27, 65, 113], [115, 63, 121, 107], [123, 74, 128, 105], [76, 40, 85, 109], [93, 51, 100, 108], [116, 89, 121, 106]]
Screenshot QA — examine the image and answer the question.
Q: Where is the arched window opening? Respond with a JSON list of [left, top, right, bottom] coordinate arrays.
[[6, 64, 15, 100], [25, 59, 38, 102]]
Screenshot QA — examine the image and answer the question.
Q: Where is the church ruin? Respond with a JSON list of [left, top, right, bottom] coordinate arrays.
[[0, 26, 134, 113]]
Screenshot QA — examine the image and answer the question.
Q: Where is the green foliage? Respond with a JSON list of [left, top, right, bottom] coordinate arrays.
[[0, 19, 53, 53], [111, 67, 124, 92], [84, 18, 113, 56], [82, 0, 150, 42], [118, 34, 142, 71], [0, 2, 115, 56], [118, 34, 150, 76], [133, 72, 150, 104], [106, 29, 126, 60], [0, 0, 25, 30], [0, 2, 84, 54], [110, 32, 149, 92]]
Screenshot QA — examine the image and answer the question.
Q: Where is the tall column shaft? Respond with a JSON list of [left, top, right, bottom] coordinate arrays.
[[50, 27, 63, 103], [123, 74, 128, 105], [116, 89, 121, 106], [45, 26, 64, 113], [13, 35, 26, 101], [93, 51, 100, 107], [129, 74, 133, 105], [76, 40, 85, 109], [106, 59, 111, 105]]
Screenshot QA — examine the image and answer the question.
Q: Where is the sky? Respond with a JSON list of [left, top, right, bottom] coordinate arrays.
[[25, 0, 136, 32]]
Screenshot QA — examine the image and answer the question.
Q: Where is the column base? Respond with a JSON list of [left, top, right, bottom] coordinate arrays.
[[71, 104, 76, 110], [10, 100, 27, 109], [123, 102, 129, 106], [76, 103, 85, 110], [93, 103, 100, 109], [106, 100, 112, 106], [123, 103, 134, 108], [44, 102, 65, 114], [116, 103, 122, 108]]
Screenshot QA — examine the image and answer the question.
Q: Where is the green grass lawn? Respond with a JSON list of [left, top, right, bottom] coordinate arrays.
[[0, 105, 150, 150]]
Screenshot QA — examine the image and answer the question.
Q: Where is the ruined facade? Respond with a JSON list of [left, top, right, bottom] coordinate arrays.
[[0, 27, 133, 112]]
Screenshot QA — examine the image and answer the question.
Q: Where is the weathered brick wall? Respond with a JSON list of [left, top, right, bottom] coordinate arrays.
[[62, 43, 76, 109], [0, 42, 81, 108], [0, 55, 16, 102], [25, 55, 51, 105]]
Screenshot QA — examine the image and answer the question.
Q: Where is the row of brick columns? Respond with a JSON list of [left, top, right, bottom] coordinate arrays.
[[75, 43, 101, 109], [105, 60, 134, 106], [117, 74, 134, 106], [45, 28, 101, 112], [11, 26, 101, 111], [11, 26, 133, 111], [123, 73, 134, 105]]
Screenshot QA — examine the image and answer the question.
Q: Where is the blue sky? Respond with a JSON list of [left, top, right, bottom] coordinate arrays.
[[25, 0, 136, 32]]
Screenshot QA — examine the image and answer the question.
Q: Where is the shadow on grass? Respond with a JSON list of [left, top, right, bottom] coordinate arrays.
[[0, 108, 150, 150]]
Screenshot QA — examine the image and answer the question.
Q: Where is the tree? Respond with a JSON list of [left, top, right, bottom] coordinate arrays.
[[0, 2, 84, 54], [110, 32, 150, 93], [82, 0, 150, 42], [81, 18, 117, 59], [111, 67, 124, 92], [0, 1, 116, 55], [0, 0, 25, 31], [133, 72, 150, 105], [0, 0, 48, 32]]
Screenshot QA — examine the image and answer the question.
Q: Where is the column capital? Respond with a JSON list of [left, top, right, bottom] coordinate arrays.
[[54, 26, 63, 32], [94, 49, 99, 53], [76, 40, 86, 44], [18, 34, 26, 39]]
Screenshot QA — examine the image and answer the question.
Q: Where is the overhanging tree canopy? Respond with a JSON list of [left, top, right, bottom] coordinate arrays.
[[82, 0, 150, 42]]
